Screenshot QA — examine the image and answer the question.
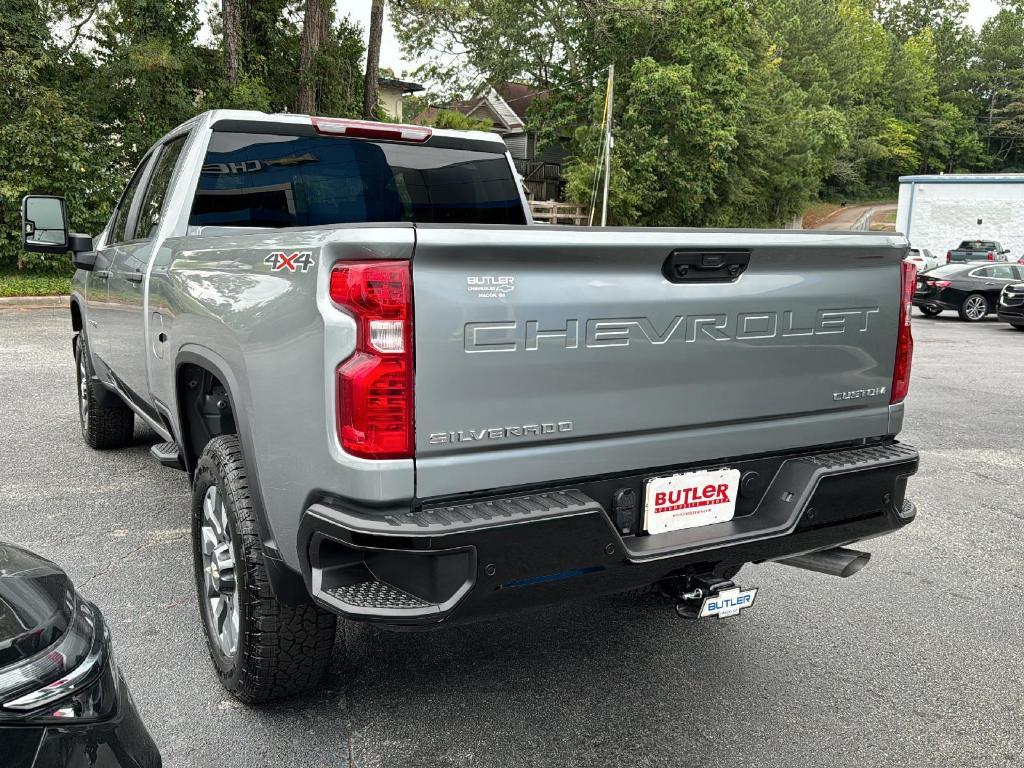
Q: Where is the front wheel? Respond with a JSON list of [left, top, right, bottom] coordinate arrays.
[[191, 435, 337, 704], [958, 293, 989, 322], [919, 305, 942, 317]]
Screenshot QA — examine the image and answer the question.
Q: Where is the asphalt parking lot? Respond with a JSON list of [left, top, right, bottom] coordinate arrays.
[[1, 306, 1022, 768]]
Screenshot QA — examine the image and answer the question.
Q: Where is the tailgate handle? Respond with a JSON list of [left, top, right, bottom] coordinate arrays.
[[663, 249, 751, 283]]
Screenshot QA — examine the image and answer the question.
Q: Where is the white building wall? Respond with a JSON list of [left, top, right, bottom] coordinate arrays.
[[379, 88, 404, 121], [896, 176, 1024, 261]]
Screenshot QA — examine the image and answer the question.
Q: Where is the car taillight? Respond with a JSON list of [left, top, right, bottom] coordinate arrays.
[[945, 251, 951, 263], [312, 116, 432, 143], [891, 260, 915, 405], [933, 280, 951, 288], [987, 251, 995, 260], [330, 261, 413, 459]]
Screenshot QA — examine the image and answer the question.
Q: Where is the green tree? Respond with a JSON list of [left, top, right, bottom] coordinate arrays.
[[0, 0, 117, 272], [428, 110, 494, 129], [974, 6, 1024, 167]]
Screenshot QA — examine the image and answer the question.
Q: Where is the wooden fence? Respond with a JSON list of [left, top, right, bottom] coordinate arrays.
[[530, 201, 591, 226], [514, 159, 564, 201]]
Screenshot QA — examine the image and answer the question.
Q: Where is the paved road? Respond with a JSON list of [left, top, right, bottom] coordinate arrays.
[[812, 203, 897, 231], [1, 307, 1022, 768]]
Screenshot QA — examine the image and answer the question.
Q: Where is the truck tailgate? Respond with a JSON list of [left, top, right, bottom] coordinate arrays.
[[412, 225, 905, 498]]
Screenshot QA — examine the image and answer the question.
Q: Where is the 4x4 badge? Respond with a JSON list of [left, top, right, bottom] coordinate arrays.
[[265, 251, 315, 273]]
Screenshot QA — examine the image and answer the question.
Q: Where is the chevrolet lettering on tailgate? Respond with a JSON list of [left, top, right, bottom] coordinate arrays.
[[464, 307, 881, 352]]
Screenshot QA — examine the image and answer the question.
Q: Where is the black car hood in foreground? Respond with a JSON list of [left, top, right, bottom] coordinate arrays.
[[0, 542, 161, 768]]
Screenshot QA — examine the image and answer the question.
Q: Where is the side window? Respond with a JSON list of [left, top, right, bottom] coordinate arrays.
[[134, 135, 188, 240], [110, 155, 153, 244], [970, 267, 992, 278], [989, 265, 1014, 279]]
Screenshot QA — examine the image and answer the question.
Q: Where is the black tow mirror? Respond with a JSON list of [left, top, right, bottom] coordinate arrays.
[[22, 195, 96, 270], [22, 195, 69, 254], [69, 234, 97, 271]]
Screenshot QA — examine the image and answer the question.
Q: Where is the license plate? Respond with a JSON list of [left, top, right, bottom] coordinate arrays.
[[643, 467, 740, 535]]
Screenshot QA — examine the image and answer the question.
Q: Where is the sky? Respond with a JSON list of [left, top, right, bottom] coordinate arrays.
[[345, 0, 1006, 79]]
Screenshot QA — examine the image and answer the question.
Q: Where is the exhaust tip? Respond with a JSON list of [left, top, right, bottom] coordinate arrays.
[[837, 551, 870, 578], [778, 547, 871, 578]]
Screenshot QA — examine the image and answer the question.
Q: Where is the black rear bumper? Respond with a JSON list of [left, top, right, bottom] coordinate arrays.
[[297, 441, 919, 627], [913, 296, 957, 311]]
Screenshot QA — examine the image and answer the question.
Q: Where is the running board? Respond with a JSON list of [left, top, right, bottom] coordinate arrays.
[[150, 441, 185, 471]]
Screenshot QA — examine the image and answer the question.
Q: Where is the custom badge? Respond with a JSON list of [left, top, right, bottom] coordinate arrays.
[[265, 251, 315, 273], [698, 586, 758, 618], [466, 275, 515, 298]]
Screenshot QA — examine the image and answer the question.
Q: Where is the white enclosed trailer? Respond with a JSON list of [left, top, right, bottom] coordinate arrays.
[[895, 174, 1024, 262]]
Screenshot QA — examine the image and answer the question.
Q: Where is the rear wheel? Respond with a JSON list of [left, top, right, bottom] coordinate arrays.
[[75, 333, 135, 449], [919, 305, 942, 317], [958, 293, 988, 322], [191, 435, 337, 704]]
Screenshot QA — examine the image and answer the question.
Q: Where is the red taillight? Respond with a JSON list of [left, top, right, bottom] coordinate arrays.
[[945, 251, 951, 263], [312, 116, 432, 143], [933, 280, 951, 288], [891, 260, 915, 404], [331, 261, 413, 459], [987, 251, 995, 260]]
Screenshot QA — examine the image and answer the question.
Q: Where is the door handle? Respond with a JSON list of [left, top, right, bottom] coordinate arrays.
[[125, 272, 144, 284], [94, 270, 110, 281], [663, 249, 751, 283]]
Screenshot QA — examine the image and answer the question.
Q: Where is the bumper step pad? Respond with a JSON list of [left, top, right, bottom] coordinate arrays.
[[404, 489, 595, 531], [303, 489, 604, 538], [324, 580, 430, 611]]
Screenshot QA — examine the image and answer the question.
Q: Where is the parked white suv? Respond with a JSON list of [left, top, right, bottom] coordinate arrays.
[[906, 247, 940, 273]]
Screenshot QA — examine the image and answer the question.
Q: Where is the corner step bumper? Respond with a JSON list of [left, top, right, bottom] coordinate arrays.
[[298, 441, 919, 626]]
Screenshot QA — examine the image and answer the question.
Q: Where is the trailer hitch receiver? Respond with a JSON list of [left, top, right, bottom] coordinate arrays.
[[669, 574, 758, 620]]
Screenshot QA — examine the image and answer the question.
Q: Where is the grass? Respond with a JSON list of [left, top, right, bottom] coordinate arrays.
[[0, 270, 71, 298], [869, 208, 898, 231]]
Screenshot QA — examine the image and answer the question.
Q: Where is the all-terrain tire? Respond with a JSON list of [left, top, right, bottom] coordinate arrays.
[[75, 332, 135, 449], [191, 435, 337, 704]]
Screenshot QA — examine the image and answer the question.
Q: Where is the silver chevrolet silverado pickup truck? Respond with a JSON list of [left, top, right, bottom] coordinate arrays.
[[22, 110, 919, 704]]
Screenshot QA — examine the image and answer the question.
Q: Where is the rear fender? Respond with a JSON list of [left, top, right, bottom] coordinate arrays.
[[174, 345, 310, 606]]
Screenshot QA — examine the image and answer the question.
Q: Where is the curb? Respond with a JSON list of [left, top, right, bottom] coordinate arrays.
[[0, 295, 70, 309]]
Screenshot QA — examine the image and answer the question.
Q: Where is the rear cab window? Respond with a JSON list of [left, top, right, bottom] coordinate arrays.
[[189, 131, 526, 229]]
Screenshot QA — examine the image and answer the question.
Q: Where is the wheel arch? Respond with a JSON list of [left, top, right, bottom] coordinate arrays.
[[70, 298, 83, 333], [174, 346, 309, 605]]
